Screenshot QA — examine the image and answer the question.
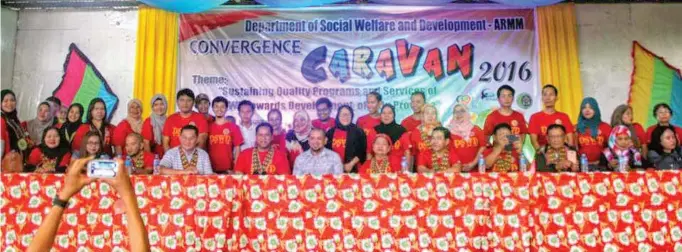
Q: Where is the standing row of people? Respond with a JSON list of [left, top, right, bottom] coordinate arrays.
[[2, 84, 681, 175]]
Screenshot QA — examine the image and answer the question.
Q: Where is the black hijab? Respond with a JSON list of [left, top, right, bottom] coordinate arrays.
[[1, 89, 24, 152], [34, 127, 70, 173], [374, 104, 406, 143], [61, 103, 84, 143], [326, 105, 367, 168]]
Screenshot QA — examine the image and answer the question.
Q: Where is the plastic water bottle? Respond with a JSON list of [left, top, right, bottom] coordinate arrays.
[[618, 155, 627, 172], [580, 154, 589, 172], [400, 156, 410, 173], [478, 154, 486, 173], [519, 155, 527, 172], [153, 155, 160, 175], [125, 156, 133, 173]]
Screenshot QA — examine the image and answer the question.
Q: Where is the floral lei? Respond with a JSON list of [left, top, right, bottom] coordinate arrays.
[[492, 151, 516, 172], [370, 157, 391, 173], [419, 126, 433, 149], [180, 149, 198, 170], [35, 156, 57, 173], [431, 150, 450, 171]]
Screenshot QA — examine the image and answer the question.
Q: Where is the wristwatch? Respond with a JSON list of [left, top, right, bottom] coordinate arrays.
[[52, 196, 69, 208]]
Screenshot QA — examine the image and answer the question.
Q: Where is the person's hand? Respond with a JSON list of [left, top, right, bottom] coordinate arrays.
[[559, 160, 573, 170], [609, 159, 618, 168], [513, 141, 523, 152], [185, 166, 198, 175], [101, 158, 134, 197], [343, 163, 354, 172], [58, 156, 97, 201]]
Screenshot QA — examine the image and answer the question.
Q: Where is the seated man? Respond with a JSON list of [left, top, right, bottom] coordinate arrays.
[[417, 127, 461, 173], [535, 124, 579, 172], [158, 125, 213, 175], [124, 132, 154, 174], [484, 123, 522, 172], [235, 122, 290, 175], [293, 128, 343, 175]]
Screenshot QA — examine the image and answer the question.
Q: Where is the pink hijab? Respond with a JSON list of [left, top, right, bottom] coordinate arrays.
[[447, 104, 474, 139]]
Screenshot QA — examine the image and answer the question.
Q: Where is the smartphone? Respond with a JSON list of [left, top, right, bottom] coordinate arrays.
[[505, 135, 519, 151], [87, 159, 118, 178]]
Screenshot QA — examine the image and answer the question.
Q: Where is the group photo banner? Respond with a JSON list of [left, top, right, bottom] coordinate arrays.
[[179, 6, 539, 126]]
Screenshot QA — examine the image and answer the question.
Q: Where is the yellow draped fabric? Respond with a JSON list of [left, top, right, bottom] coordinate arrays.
[[134, 6, 178, 118], [537, 3, 583, 123]]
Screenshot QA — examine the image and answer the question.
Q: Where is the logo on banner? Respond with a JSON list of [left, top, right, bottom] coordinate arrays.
[[456, 95, 472, 106], [481, 89, 497, 101], [517, 92, 533, 110]]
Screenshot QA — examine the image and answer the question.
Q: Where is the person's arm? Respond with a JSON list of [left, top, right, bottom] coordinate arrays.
[[344, 157, 360, 172], [566, 133, 575, 147], [464, 146, 486, 171], [102, 158, 150, 252], [445, 162, 462, 173], [233, 146, 241, 166], [530, 134, 540, 150], [163, 136, 170, 152], [198, 133, 208, 150], [27, 157, 96, 252], [484, 146, 503, 168], [143, 140, 152, 153], [417, 165, 431, 173]]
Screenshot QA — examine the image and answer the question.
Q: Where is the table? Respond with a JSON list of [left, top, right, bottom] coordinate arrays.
[[1, 172, 681, 251]]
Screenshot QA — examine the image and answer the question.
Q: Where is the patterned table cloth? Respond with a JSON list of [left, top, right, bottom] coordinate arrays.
[[1, 172, 681, 251]]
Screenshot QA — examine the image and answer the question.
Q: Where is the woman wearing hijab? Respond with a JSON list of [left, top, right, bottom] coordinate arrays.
[[71, 98, 115, 156], [27, 102, 54, 145], [26, 127, 71, 173], [599, 125, 643, 171], [610, 104, 647, 154], [113, 99, 143, 156], [575, 98, 611, 167], [1, 89, 31, 158], [447, 104, 486, 172], [285, 110, 312, 166], [369, 104, 409, 166], [142, 94, 168, 157], [59, 103, 83, 145], [326, 105, 367, 173]]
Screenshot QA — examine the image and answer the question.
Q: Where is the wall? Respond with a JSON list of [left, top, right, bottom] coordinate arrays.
[[11, 9, 137, 123], [1, 8, 18, 88], [577, 3, 682, 121]]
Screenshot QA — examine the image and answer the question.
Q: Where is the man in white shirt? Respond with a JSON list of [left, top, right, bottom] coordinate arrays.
[[159, 125, 213, 175], [293, 128, 343, 175], [238, 100, 258, 150]]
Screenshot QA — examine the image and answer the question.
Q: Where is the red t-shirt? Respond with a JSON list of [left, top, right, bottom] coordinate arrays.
[[331, 129, 348, 162], [112, 120, 136, 156], [129, 152, 155, 170], [529, 111, 575, 146], [272, 132, 289, 154], [27, 148, 72, 172], [71, 123, 115, 155], [450, 126, 486, 164], [141, 118, 165, 157], [1, 117, 9, 155], [366, 129, 411, 164], [312, 119, 335, 131], [632, 123, 647, 146], [401, 115, 421, 132], [358, 157, 400, 174], [483, 110, 528, 138], [162, 112, 209, 149], [576, 122, 611, 162], [208, 121, 244, 172], [483, 147, 520, 172], [234, 147, 290, 175], [417, 148, 461, 171], [409, 128, 430, 159], [646, 124, 682, 144], [357, 115, 381, 135]]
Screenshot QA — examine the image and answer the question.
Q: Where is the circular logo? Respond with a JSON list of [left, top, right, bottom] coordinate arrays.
[[189, 122, 196, 126], [223, 129, 230, 135], [517, 92, 533, 110], [555, 119, 562, 124], [456, 95, 472, 105], [511, 120, 519, 127]]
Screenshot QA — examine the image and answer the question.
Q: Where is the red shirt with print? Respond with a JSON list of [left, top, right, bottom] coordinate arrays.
[[27, 148, 72, 172], [409, 128, 430, 160], [576, 122, 611, 162], [141, 118, 165, 157], [331, 129, 348, 162], [357, 115, 381, 135], [312, 119, 335, 132], [71, 123, 115, 155], [529, 111, 575, 146], [271, 132, 288, 154], [646, 124, 682, 144], [483, 147, 521, 172], [483, 110, 528, 138], [162, 112, 209, 149], [417, 148, 461, 171], [235, 147, 290, 175], [358, 157, 400, 174], [401, 115, 421, 132], [208, 121, 244, 172], [112, 120, 136, 156], [450, 126, 486, 164], [366, 128, 411, 164]]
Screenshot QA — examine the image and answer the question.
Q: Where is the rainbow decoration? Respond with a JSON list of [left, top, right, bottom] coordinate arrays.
[[628, 41, 682, 128], [53, 43, 119, 121]]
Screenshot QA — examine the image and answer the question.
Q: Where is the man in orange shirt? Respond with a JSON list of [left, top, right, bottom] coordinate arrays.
[[529, 84, 575, 150], [357, 91, 383, 134], [401, 91, 426, 131], [235, 123, 290, 175], [483, 85, 528, 142], [162, 89, 209, 151]]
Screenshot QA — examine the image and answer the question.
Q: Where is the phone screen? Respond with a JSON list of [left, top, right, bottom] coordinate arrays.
[[87, 160, 118, 178]]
